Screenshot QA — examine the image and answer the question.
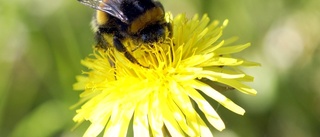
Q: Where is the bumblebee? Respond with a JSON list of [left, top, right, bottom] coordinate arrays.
[[78, 0, 171, 66]]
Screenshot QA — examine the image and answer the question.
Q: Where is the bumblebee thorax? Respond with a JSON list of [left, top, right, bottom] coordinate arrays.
[[128, 6, 164, 34]]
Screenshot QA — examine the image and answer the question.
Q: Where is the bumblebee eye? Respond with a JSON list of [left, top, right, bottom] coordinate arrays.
[[141, 25, 165, 43], [141, 34, 150, 42]]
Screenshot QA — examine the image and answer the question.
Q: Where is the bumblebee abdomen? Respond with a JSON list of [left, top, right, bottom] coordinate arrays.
[[94, 10, 127, 34], [96, 10, 109, 26]]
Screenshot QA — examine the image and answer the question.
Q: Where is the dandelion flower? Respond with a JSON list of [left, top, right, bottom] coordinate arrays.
[[73, 13, 259, 137]]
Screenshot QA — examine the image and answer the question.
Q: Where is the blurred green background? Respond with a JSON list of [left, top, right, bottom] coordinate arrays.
[[1, 0, 320, 136]]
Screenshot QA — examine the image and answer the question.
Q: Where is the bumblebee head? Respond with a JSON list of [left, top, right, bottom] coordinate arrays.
[[139, 22, 171, 43]]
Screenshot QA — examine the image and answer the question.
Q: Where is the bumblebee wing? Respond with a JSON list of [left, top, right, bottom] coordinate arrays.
[[78, 0, 129, 23]]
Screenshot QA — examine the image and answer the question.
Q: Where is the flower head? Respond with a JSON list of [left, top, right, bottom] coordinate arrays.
[[73, 13, 259, 137]]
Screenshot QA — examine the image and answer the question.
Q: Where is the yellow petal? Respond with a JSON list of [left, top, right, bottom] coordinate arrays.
[[133, 99, 150, 137], [184, 85, 225, 131], [189, 80, 246, 115]]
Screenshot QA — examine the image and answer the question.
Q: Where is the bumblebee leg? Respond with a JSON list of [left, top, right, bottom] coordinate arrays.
[[95, 31, 108, 49], [95, 30, 117, 70], [131, 43, 143, 52], [113, 36, 147, 67]]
